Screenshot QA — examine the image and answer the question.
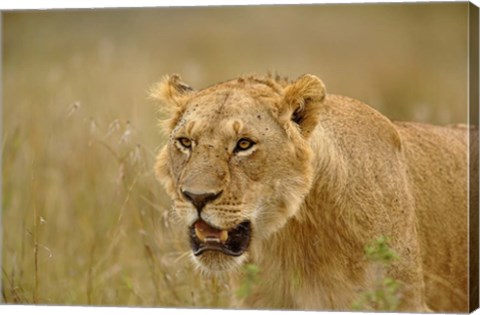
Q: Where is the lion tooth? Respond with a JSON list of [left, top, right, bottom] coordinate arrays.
[[220, 230, 228, 242], [195, 227, 206, 242], [205, 237, 221, 243]]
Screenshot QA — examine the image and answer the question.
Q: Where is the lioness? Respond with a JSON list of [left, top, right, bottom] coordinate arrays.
[[152, 74, 470, 312]]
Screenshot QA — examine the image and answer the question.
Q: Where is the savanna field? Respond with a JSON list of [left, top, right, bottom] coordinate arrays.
[[1, 4, 470, 308]]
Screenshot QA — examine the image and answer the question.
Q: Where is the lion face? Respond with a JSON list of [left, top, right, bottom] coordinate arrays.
[[153, 74, 326, 272]]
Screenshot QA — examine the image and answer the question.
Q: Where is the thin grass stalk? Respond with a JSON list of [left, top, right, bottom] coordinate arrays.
[[86, 241, 96, 305], [31, 161, 39, 304], [143, 244, 162, 304]]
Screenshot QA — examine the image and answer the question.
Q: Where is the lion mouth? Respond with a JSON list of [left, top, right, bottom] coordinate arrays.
[[189, 219, 251, 257]]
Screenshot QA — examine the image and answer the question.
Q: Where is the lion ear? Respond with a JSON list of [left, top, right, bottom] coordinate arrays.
[[150, 74, 195, 133], [281, 74, 326, 138], [150, 74, 195, 112]]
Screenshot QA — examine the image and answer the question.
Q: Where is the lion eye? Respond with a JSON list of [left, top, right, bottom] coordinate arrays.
[[177, 137, 192, 149], [235, 138, 255, 152]]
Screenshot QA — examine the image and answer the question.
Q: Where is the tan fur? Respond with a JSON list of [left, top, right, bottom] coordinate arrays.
[[152, 74, 471, 312]]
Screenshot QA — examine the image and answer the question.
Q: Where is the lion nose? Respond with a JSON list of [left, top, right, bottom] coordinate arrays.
[[182, 190, 223, 212]]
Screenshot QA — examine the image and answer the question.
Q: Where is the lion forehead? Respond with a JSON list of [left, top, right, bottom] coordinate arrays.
[[176, 93, 279, 140], [185, 89, 257, 116]]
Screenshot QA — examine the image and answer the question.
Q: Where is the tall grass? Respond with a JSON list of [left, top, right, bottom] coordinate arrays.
[[2, 4, 469, 308], [2, 98, 233, 306]]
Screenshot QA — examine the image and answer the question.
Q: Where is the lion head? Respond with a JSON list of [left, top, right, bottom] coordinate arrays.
[[152, 74, 326, 273]]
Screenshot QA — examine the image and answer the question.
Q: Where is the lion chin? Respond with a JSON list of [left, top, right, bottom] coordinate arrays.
[[192, 250, 248, 274]]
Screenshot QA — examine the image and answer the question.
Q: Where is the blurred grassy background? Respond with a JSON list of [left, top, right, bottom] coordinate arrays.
[[2, 3, 470, 308]]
